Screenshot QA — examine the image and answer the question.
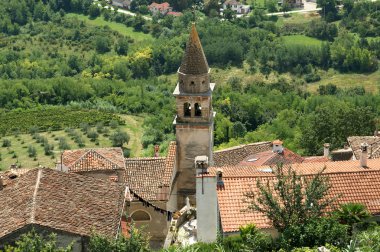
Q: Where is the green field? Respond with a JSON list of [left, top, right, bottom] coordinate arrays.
[[0, 115, 143, 170], [282, 35, 323, 47], [66, 13, 153, 43], [307, 69, 380, 93], [276, 12, 321, 27]]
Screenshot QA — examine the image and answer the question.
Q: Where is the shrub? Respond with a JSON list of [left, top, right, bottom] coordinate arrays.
[[276, 217, 349, 250], [28, 145, 37, 158], [58, 137, 70, 150], [240, 224, 274, 252], [109, 120, 119, 129], [87, 130, 99, 142], [2, 139, 11, 147], [96, 122, 104, 134], [109, 130, 130, 147], [29, 126, 39, 135]]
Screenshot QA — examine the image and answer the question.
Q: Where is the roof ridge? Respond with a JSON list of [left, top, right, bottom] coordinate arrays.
[[72, 149, 121, 170], [214, 142, 271, 153], [30, 169, 42, 224], [125, 157, 166, 161]]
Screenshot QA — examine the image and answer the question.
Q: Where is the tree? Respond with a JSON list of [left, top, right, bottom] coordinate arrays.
[[2, 139, 11, 147], [115, 38, 129, 56], [110, 130, 130, 147], [4, 229, 73, 251], [334, 203, 372, 234], [95, 36, 111, 54], [88, 225, 150, 252], [246, 165, 336, 232], [223, 5, 236, 21], [88, 5, 101, 19], [28, 145, 37, 158]]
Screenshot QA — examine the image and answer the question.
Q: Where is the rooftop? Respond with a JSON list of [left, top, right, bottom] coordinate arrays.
[[348, 136, 380, 159], [0, 168, 126, 238], [125, 141, 177, 201], [62, 148, 126, 172], [213, 158, 380, 233]]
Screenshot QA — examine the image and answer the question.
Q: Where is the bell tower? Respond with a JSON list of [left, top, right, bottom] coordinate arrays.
[[174, 23, 215, 207]]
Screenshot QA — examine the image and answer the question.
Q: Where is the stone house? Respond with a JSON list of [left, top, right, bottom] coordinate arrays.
[[111, 0, 132, 9], [222, 0, 251, 14], [0, 168, 126, 251]]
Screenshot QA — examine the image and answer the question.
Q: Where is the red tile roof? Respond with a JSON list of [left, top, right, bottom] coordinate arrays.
[[62, 148, 126, 172], [0, 168, 126, 238], [239, 149, 304, 167], [213, 142, 272, 167], [214, 158, 380, 233], [125, 141, 177, 202], [149, 2, 171, 10]]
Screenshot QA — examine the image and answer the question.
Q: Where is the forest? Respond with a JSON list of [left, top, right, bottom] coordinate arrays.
[[0, 0, 380, 156]]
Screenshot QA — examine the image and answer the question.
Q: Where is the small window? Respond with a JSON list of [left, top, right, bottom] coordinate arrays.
[[184, 102, 191, 117], [131, 210, 151, 221], [190, 81, 195, 86], [195, 103, 202, 117], [202, 80, 205, 85]]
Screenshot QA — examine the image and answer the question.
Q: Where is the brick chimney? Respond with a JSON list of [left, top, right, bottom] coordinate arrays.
[[323, 143, 330, 157], [154, 145, 160, 157], [216, 168, 224, 190], [360, 143, 369, 168], [272, 140, 284, 154]]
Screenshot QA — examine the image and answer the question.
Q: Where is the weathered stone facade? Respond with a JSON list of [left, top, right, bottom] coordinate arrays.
[[174, 24, 214, 207]]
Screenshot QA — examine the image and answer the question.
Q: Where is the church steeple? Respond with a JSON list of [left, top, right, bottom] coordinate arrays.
[[173, 23, 215, 208], [179, 23, 209, 75]]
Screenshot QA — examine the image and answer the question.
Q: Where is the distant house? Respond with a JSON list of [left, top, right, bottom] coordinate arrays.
[[148, 2, 172, 16], [222, 0, 251, 14], [278, 0, 303, 9], [0, 168, 126, 251], [111, 0, 132, 9]]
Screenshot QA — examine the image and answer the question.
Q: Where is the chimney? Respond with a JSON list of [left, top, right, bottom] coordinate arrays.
[[272, 140, 284, 154], [195, 155, 209, 175], [196, 155, 217, 243], [0, 176, 3, 190], [216, 168, 224, 190], [360, 143, 369, 168], [323, 143, 330, 157], [154, 145, 160, 157]]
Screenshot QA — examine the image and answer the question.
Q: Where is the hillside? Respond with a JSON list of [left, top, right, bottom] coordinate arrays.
[[0, 0, 380, 166]]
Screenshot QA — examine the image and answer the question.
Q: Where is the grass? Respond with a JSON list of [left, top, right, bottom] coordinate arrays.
[[0, 115, 143, 170], [307, 69, 380, 93], [282, 35, 323, 47], [276, 12, 321, 27], [66, 13, 153, 43]]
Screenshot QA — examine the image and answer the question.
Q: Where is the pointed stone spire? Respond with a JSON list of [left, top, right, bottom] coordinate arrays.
[[179, 23, 209, 75]]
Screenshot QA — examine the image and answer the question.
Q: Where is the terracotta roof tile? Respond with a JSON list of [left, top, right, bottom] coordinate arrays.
[[124, 142, 177, 202], [239, 149, 304, 167], [0, 168, 126, 238], [62, 148, 125, 172], [213, 142, 272, 167], [215, 158, 380, 232]]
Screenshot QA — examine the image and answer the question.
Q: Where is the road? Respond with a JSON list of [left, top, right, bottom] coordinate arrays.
[[96, 2, 152, 20], [266, 2, 321, 16]]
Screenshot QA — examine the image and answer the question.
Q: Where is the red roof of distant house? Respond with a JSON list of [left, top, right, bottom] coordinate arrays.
[[167, 11, 183, 16], [149, 2, 171, 10], [239, 149, 304, 167]]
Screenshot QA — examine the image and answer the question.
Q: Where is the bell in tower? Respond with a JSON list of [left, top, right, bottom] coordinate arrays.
[[173, 23, 215, 208]]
